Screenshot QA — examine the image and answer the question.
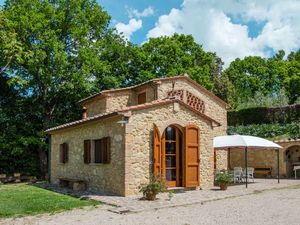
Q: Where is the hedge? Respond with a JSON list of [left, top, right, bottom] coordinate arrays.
[[228, 123, 300, 139], [228, 104, 300, 125]]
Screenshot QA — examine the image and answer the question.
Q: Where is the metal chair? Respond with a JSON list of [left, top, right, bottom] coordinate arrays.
[[233, 167, 243, 183], [243, 167, 255, 183]]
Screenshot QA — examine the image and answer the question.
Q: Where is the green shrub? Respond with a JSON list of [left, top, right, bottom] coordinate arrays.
[[139, 175, 167, 200], [215, 171, 232, 184], [228, 104, 300, 125], [228, 123, 300, 139]]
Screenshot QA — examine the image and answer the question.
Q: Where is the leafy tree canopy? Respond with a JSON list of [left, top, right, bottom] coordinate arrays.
[[129, 34, 220, 90], [0, 0, 131, 175], [225, 50, 300, 107]]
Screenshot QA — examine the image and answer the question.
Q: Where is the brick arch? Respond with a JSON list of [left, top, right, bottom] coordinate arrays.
[[157, 119, 189, 135], [283, 143, 300, 151]]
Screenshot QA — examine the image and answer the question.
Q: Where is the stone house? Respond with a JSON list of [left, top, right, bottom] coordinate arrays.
[[45, 75, 229, 196]]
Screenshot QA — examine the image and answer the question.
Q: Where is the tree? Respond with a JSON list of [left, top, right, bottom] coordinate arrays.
[[225, 56, 286, 106], [0, 0, 130, 175], [0, 74, 43, 175], [130, 34, 218, 90], [284, 50, 300, 104]]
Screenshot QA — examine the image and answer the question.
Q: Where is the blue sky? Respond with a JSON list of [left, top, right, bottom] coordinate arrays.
[[1, 0, 299, 65], [99, 0, 182, 44], [103, 0, 300, 65]]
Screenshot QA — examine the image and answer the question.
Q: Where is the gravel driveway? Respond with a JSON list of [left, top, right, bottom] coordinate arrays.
[[2, 186, 300, 225]]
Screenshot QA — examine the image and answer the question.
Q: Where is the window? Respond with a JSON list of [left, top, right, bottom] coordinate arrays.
[[94, 139, 102, 163], [138, 92, 146, 104], [83, 137, 110, 164], [83, 140, 91, 164], [59, 142, 69, 163]]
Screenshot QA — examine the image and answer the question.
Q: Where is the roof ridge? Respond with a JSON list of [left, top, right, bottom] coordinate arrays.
[[78, 75, 229, 108]]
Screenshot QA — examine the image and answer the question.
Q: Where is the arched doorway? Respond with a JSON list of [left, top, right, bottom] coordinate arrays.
[[285, 145, 300, 178], [163, 126, 183, 187], [153, 124, 200, 188]]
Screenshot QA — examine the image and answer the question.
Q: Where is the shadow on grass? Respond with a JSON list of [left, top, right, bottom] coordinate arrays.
[[0, 182, 100, 218], [31, 181, 119, 200]]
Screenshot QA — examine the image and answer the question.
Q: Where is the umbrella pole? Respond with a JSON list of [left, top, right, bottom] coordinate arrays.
[[245, 147, 248, 188], [228, 148, 231, 170], [277, 149, 280, 184]]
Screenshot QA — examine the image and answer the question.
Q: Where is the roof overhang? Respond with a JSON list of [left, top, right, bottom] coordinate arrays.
[[45, 98, 222, 135]]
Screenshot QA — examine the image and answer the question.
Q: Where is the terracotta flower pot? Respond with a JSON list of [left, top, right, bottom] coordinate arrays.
[[220, 183, 228, 191], [145, 192, 157, 201]]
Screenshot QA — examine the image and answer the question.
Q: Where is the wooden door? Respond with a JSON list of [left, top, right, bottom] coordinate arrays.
[[153, 125, 161, 176], [138, 92, 146, 104], [184, 125, 200, 187]]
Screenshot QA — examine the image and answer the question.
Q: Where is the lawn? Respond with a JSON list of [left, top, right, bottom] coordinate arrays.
[[0, 183, 99, 218]]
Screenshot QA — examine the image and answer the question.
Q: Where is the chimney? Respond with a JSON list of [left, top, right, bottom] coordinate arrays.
[[82, 107, 87, 119]]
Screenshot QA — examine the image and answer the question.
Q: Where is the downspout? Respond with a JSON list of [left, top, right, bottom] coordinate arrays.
[[150, 81, 160, 100], [47, 135, 51, 183]]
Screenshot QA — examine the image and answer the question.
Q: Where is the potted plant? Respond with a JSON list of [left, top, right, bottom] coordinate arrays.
[[139, 175, 166, 200], [168, 190, 174, 202], [215, 171, 232, 190]]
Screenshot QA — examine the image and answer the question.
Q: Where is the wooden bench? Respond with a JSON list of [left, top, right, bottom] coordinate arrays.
[[0, 173, 22, 183], [0, 174, 7, 183], [254, 167, 272, 178], [59, 178, 86, 191]]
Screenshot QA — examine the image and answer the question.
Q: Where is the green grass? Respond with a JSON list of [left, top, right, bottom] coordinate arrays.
[[0, 183, 99, 218]]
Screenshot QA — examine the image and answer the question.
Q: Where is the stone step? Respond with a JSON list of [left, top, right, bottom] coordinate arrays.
[[167, 187, 186, 193]]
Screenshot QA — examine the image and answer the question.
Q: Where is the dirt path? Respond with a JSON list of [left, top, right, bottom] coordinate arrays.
[[2, 187, 300, 225]]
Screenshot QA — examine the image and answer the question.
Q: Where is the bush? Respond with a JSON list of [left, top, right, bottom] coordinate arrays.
[[139, 175, 167, 200], [228, 104, 300, 125], [235, 92, 289, 110], [228, 123, 300, 139], [215, 171, 232, 184]]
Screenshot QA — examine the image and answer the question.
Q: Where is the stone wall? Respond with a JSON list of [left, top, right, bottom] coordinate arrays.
[[229, 140, 300, 178], [50, 116, 126, 195], [84, 98, 107, 117], [84, 85, 156, 117], [134, 85, 156, 103], [106, 91, 132, 112], [123, 102, 227, 195], [215, 150, 228, 170], [229, 148, 285, 177]]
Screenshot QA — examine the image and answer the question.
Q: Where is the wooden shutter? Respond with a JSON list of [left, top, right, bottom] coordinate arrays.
[[184, 125, 200, 187], [62, 143, 69, 163], [153, 124, 161, 176], [84, 140, 91, 164], [138, 92, 146, 104], [102, 137, 111, 164], [214, 149, 217, 169]]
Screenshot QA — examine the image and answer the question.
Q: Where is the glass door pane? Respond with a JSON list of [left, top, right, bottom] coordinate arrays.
[[166, 169, 176, 181]]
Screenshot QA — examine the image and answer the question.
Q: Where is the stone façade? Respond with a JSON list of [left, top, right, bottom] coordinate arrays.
[[46, 75, 228, 196]]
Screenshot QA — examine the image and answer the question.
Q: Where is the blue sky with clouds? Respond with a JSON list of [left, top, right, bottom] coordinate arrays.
[[1, 0, 299, 65], [102, 0, 300, 65]]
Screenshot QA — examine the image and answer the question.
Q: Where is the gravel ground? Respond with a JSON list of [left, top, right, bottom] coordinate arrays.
[[2, 187, 300, 225]]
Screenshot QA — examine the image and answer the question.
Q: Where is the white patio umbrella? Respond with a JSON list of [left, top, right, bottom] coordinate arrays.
[[213, 135, 282, 188]]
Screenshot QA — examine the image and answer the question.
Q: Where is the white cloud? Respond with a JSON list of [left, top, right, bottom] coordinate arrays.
[[127, 6, 155, 18], [147, 0, 300, 66], [115, 19, 142, 40]]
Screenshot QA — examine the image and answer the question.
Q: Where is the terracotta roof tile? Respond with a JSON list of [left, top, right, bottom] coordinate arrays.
[[46, 98, 221, 134], [45, 111, 119, 134]]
